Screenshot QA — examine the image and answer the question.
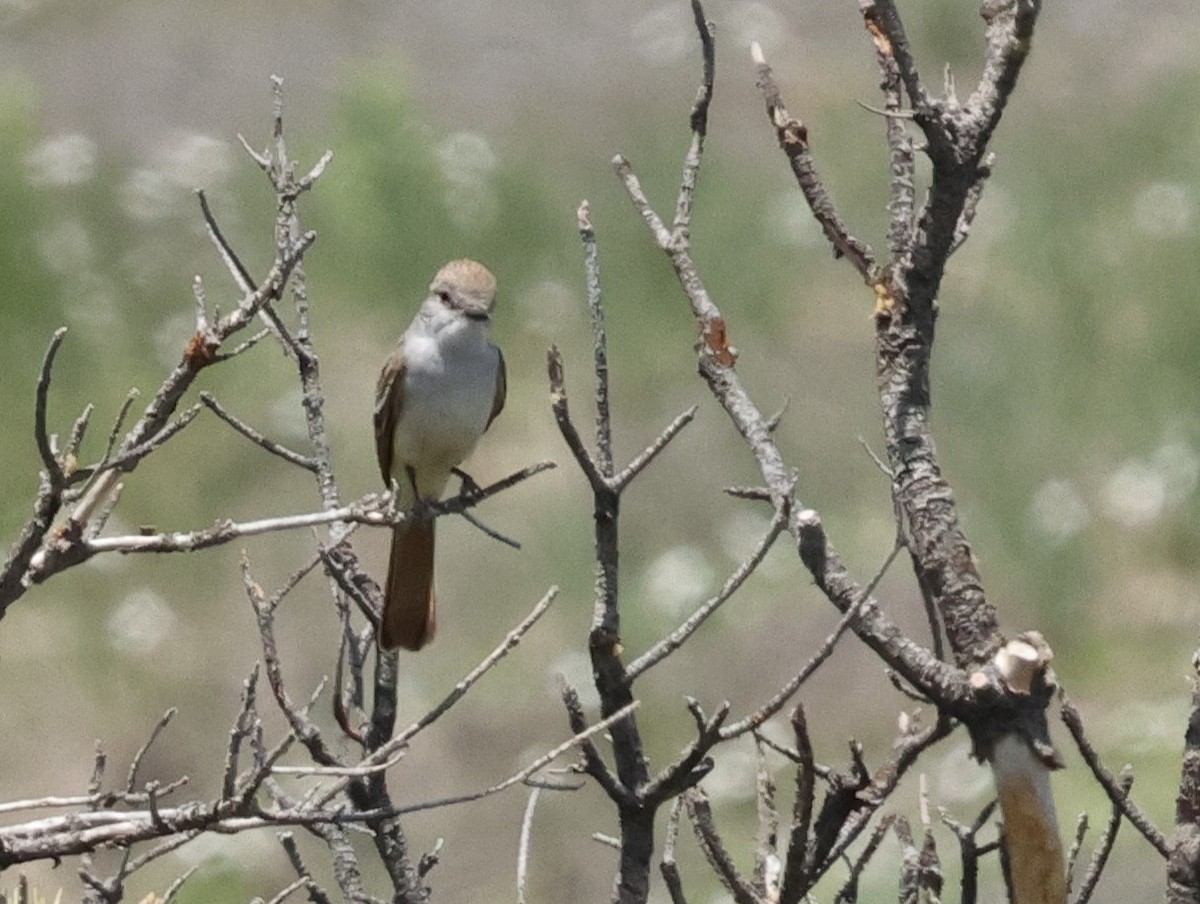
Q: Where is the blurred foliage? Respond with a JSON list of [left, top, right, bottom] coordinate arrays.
[[0, 5, 1198, 903]]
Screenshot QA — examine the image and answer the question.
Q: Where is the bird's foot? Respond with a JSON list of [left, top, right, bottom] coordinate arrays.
[[452, 466, 485, 503]]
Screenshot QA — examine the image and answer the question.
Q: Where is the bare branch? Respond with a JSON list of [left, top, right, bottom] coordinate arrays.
[[311, 587, 561, 808], [1060, 693, 1168, 857], [388, 701, 640, 818], [278, 831, 335, 904], [392, 586, 559, 746], [752, 736, 780, 897], [832, 814, 894, 903], [196, 188, 256, 296], [719, 539, 904, 739], [200, 392, 318, 472], [561, 681, 632, 808], [938, 800, 998, 904], [224, 666, 262, 800], [34, 327, 69, 483], [660, 796, 690, 904], [243, 557, 342, 769], [751, 43, 876, 282], [778, 706, 816, 904], [548, 344, 604, 492], [612, 405, 697, 492], [126, 708, 179, 793], [625, 501, 787, 681], [685, 789, 763, 904], [516, 788, 541, 904], [860, 7, 917, 258], [858, 2, 934, 131], [1076, 769, 1131, 904], [672, 0, 715, 245], [577, 200, 613, 478]]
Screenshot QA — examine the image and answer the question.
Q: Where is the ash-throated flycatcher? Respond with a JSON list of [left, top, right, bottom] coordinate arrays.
[[374, 259, 506, 651]]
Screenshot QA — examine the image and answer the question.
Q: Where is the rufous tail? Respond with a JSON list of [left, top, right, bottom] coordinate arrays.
[[380, 519, 436, 651]]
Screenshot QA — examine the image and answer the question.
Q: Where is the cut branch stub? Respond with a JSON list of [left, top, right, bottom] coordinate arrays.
[[965, 635, 1065, 904]]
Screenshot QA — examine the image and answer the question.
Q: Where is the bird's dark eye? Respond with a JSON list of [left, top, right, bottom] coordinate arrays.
[[436, 290, 452, 303]]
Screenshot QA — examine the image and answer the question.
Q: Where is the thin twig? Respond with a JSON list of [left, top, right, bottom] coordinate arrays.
[[126, 709, 178, 793], [196, 189, 256, 296], [312, 588, 561, 808], [103, 389, 140, 463], [34, 327, 70, 483], [1064, 812, 1088, 897], [1075, 769, 1132, 903], [577, 200, 613, 479], [832, 814, 894, 903], [625, 501, 788, 681], [1059, 693, 1168, 857], [516, 788, 541, 904], [388, 701, 640, 817], [719, 540, 904, 739], [751, 43, 876, 282], [685, 789, 762, 904], [199, 392, 318, 472], [661, 795, 690, 904], [612, 405, 698, 492]]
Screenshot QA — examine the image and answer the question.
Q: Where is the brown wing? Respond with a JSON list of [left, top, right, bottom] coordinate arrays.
[[374, 348, 405, 486], [486, 346, 506, 430]]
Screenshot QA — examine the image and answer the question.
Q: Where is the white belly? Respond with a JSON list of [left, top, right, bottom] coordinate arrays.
[[390, 331, 497, 501]]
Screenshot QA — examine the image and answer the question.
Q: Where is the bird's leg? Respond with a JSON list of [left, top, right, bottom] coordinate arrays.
[[405, 465, 435, 522], [452, 466, 485, 502]]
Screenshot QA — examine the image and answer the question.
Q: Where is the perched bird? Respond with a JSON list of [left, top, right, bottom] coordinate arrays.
[[374, 259, 506, 651]]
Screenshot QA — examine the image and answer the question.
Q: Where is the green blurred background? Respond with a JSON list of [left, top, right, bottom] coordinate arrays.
[[1, 1, 1197, 901]]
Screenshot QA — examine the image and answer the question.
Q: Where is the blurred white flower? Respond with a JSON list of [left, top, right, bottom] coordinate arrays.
[[0, 0, 45, 15], [1102, 440, 1199, 528], [121, 133, 232, 221], [438, 131, 498, 231], [1102, 459, 1165, 528], [37, 218, 93, 273], [728, 1, 783, 58], [122, 167, 178, 222], [268, 387, 307, 443], [107, 588, 177, 655], [71, 271, 120, 331], [547, 650, 598, 707], [632, 5, 692, 66], [1027, 477, 1089, 546], [701, 746, 759, 804], [444, 180, 498, 232], [153, 311, 195, 368], [719, 508, 789, 580], [643, 544, 715, 616], [438, 130, 498, 179], [718, 509, 770, 560], [927, 739, 993, 804], [516, 277, 575, 338], [26, 133, 96, 187], [172, 824, 274, 867], [764, 193, 824, 248], [162, 132, 234, 188], [1131, 181, 1196, 238], [1097, 696, 1188, 755], [1150, 440, 1200, 508]]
